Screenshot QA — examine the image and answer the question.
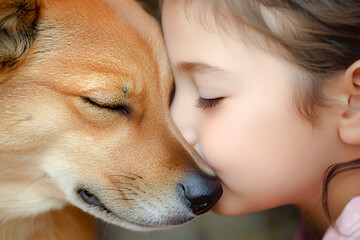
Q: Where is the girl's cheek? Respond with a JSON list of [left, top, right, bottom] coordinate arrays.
[[200, 117, 230, 172]]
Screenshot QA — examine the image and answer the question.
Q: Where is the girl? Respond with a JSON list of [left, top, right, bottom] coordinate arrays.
[[161, 0, 360, 239]]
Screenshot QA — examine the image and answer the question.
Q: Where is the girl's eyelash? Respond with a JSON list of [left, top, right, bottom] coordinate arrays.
[[196, 97, 223, 109]]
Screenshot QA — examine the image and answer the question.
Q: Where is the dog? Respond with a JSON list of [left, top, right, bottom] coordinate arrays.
[[0, 0, 222, 239]]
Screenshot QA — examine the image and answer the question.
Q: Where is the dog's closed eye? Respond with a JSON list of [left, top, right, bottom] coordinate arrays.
[[81, 96, 130, 118]]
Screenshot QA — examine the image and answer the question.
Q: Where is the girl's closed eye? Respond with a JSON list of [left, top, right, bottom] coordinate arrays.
[[196, 97, 224, 110]]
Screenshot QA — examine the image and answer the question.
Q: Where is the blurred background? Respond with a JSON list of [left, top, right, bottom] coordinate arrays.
[[97, 205, 300, 240]]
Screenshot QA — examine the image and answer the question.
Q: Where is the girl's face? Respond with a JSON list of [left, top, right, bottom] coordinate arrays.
[[162, 2, 344, 215]]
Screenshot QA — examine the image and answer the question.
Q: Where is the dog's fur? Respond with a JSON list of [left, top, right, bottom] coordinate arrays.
[[0, 0, 217, 239]]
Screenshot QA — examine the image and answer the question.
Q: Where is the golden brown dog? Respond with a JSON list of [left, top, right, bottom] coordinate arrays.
[[0, 0, 222, 239]]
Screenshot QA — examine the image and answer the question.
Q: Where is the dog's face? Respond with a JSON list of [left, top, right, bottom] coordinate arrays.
[[0, 0, 222, 231]]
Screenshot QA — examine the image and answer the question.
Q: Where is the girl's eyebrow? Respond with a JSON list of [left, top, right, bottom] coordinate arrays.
[[176, 61, 229, 75]]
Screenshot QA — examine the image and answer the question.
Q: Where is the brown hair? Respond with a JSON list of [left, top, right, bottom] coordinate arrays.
[[162, 0, 360, 225]]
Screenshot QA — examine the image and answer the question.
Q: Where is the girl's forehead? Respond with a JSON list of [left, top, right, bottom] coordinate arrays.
[[164, 0, 292, 66]]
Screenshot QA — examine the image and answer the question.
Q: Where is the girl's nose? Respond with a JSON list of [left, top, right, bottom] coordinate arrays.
[[170, 106, 199, 147], [170, 84, 200, 147]]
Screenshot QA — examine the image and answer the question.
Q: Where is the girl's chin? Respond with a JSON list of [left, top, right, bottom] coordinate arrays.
[[210, 197, 243, 217], [210, 192, 259, 217]]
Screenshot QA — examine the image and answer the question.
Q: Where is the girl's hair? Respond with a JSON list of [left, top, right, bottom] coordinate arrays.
[[162, 0, 360, 224], [322, 158, 360, 224]]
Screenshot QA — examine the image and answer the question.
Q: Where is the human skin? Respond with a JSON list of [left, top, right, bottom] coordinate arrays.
[[162, 0, 360, 236]]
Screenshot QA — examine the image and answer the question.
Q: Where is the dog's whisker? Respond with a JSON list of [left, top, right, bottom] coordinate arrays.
[[101, 187, 134, 192], [113, 198, 135, 201], [15, 174, 47, 197], [99, 187, 143, 203], [122, 172, 143, 179], [101, 222, 110, 240], [111, 175, 136, 181], [111, 181, 132, 185], [123, 193, 138, 195], [127, 186, 146, 194], [112, 181, 132, 185], [111, 171, 144, 180], [110, 182, 147, 193], [123, 187, 135, 192]]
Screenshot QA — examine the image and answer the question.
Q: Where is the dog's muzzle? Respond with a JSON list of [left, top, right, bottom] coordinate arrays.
[[76, 171, 223, 226]]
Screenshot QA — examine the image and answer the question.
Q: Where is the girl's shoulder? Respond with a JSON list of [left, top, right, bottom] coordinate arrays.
[[323, 196, 360, 239]]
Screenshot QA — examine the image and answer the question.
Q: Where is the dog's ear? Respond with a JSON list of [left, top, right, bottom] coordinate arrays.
[[0, 0, 39, 68]]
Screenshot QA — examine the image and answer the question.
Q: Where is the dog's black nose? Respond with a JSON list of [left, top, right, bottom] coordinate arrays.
[[178, 172, 223, 215]]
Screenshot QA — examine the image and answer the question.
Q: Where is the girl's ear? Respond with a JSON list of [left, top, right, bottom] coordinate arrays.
[[339, 60, 360, 145]]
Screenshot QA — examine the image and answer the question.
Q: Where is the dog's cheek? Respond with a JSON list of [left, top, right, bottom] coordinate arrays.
[[0, 87, 72, 153]]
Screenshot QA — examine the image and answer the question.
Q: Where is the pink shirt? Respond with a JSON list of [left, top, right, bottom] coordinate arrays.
[[323, 196, 360, 240]]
